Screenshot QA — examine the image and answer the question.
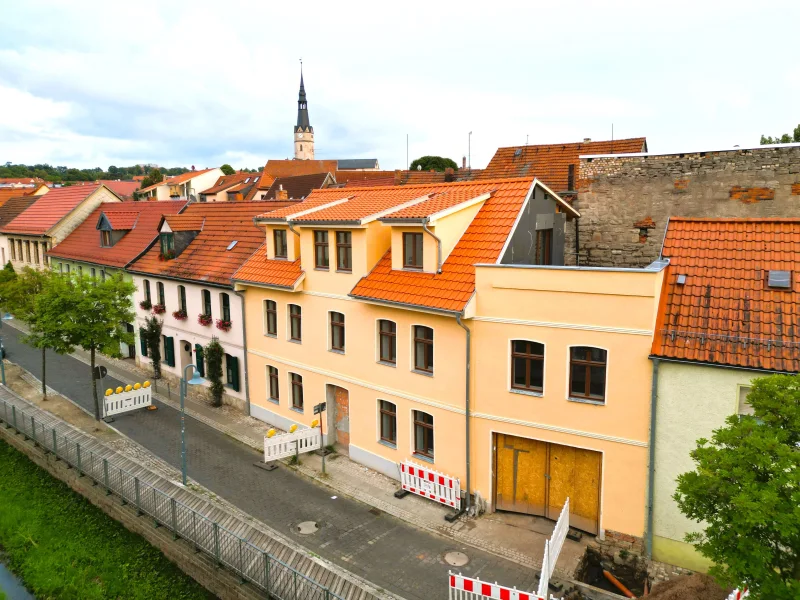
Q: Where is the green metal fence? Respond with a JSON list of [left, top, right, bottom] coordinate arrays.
[[0, 397, 346, 600]]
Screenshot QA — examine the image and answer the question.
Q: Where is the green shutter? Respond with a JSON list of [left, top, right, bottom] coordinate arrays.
[[164, 336, 175, 367], [195, 344, 205, 377], [139, 328, 148, 357], [227, 355, 240, 392]]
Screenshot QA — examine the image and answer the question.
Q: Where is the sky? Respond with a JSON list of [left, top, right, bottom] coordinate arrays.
[[1, 0, 799, 172]]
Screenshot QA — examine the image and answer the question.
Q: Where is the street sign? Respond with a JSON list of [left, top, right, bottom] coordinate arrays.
[[313, 402, 327, 415], [94, 366, 108, 379]]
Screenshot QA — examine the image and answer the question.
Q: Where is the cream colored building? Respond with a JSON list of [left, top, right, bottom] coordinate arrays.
[[137, 168, 223, 201]]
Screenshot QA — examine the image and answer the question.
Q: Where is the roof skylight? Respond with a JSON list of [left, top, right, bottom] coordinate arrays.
[[227, 240, 238, 251], [768, 270, 791, 289]]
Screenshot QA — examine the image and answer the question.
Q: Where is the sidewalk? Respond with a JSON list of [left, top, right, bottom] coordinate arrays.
[[4, 320, 588, 581]]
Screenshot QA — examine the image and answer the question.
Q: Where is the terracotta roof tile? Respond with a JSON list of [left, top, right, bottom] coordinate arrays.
[[98, 180, 140, 197], [164, 215, 205, 231], [651, 218, 800, 372], [263, 172, 332, 200], [200, 172, 259, 195], [477, 137, 646, 190], [263, 160, 338, 181], [0, 177, 45, 185], [47, 201, 187, 268], [233, 252, 303, 289], [139, 169, 215, 193], [0, 187, 36, 207], [0, 195, 39, 228], [0, 184, 104, 235], [129, 201, 298, 286]]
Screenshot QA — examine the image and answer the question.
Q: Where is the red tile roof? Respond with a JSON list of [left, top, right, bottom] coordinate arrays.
[[129, 201, 298, 286], [1, 184, 107, 235], [263, 159, 339, 182], [233, 254, 303, 289], [47, 201, 187, 268], [164, 214, 205, 231], [651, 218, 800, 372], [478, 138, 647, 190], [263, 172, 332, 200], [98, 180, 140, 198], [200, 172, 256, 195], [0, 195, 39, 228], [138, 169, 216, 193], [0, 187, 36, 207], [381, 187, 494, 220], [0, 178, 45, 186]]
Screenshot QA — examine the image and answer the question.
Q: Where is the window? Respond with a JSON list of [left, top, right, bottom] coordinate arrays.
[[289, 304, 302, 341], [569, 347, 607, 403], [330, 312, 345, 352], [101, 269, 106, 282], [77, 265, 82, 275], [58, 263, 63, 273], [268, 366, 279, 402], [413, 410, 434, 459], [139, 327, 148, 357], [221, 293, 231, 321], [195, 344, 205, 377], [33, 243, 39, 264], [290, 373, 303, 410], [9, 239, 15, 261], [403, 232, 423, 269], [336, 231, 352, 272], [16, 241, 23, 263], [90, 267, 96, 278], [738, 385, 754, 416], [379, 400, 396, 445], [511, 340, 545, 393], [163, 336, 175, 367], [64, 263, 70, 274], [535, 229, 552, 265], [156, 281, 165, 306], [178, 285, 187, 312], [314, 230, 329, 269], [143, 280, 151, 303], [378, 320, 396, 364], [40, 242, 47, 265], [101, 230, 113, 247], [265, 300, 277, 336], [225, 354, 240, 391], [274, 229, 288, 258], [160, 233, 174, 257], [413, 325, 434, 373], [202, 289, 212, 316], [25, 241, 31, 263]]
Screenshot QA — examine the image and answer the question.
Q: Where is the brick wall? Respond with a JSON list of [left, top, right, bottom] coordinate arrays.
[[333, 386, 350, 447], [567, 145, 800, 267]]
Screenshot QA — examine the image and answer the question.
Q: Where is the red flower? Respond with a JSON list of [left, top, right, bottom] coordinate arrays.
[[198, 313, 213, 326], [215, 319, 232, 332]]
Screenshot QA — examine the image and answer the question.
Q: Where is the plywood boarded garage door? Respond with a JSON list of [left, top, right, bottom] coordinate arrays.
[[494, 434, 602, 535]]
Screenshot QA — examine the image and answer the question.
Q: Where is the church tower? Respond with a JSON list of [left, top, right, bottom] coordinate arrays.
[[294, 65, 314, 160]]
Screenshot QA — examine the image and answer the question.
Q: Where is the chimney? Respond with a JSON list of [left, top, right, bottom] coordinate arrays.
[[444, 168, 455, 182], [276, 184, 289, 200], [462, 156, 466, 170], [583, 138, 591, 143], [191, 165, 196, 171]]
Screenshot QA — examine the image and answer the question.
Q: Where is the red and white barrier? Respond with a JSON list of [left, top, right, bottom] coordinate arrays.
[[449, 573, 562, 600], [725, 589, 749, 600], [399, 460, 461, 510]]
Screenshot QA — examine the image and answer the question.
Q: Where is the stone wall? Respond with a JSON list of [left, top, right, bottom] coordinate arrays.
[[566, 145, 800, 267]]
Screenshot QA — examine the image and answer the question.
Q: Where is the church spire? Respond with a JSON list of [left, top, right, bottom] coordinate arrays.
[[294, 60, 314, 160], [296, 61, 311, 131]]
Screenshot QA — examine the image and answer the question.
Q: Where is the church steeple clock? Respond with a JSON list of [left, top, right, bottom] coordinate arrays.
[[294, 62, 314, 160]]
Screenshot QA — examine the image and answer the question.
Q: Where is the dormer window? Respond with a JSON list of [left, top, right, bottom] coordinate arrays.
[[101, 230, 113, 247], [160, 233, 175, 259], [274, 229, 288, 259], [403, 232, 423, 270]]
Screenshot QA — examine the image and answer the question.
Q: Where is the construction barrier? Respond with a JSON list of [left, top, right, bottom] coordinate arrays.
[[264, 426, 321, 462], [725, 589, 749, 600], [399, 460, 461, 510], [103, 383, 152, 417], [537, 498, 570, 598], [448, 572, 562, 600]]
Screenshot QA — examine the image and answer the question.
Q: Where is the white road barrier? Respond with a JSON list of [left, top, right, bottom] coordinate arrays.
[[103, 385, 152, 417], [264, 427, 321, 462], [399, 460, 461, 510]]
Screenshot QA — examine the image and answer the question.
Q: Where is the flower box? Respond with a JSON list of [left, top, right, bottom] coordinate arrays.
[[172, 309, 187, 321], [158, 250, 175, 261], [198, 313, 213, 326], [216, 319, 232, 332], [139, 299, 152, 311], [152, 304, 166, 315]]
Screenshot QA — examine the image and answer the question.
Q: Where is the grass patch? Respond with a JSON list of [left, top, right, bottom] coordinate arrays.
[[0, 439, 212, 600]]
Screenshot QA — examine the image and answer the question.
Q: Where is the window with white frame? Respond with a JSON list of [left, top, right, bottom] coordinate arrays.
[[290, 372, 303, 410], [268, 366, 279, 403]]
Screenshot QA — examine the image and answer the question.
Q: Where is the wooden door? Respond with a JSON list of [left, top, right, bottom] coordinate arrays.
[[547, 444, 601, 534], [494, 434, 547, 516]]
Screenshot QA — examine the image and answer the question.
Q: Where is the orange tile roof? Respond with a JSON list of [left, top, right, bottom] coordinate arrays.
[[47, 201, 187, 268], [0, 188, 35, 207], [381, 187, 491, 220], [651, 218, 800, 372], [200, 172, 256, 195], [246, 171, 271, 199], [478, 137, 647, 190], [263, 159, 339, 182], [129, 201, 298, 286], [164, 214, 205, 232], [98, 180, 140, 197], [0, 195, 39, 228], [233, 252, 303, 289], [138, 169, 216, 193], [0, 184, 105, 235]]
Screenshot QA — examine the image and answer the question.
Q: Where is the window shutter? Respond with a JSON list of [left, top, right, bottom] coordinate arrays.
[[139, 328, 148, 357], [229, 356, 240, 391], [164, 336, 175, 367], [195, 344, 205, 377]]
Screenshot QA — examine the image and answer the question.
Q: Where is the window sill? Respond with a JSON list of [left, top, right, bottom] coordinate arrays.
[[413, 453, 434, 464], [378, 439, 397, 450], [267, 397, 279, 405], [336, 269, 352, 274], [377, 360, 396, 368], [314, 267, 330, 271], [568, 396, 605, 406], [329, 348, 345, 355], [225, 385, 239, 392], [288, 339, 302, 345], [510, 388, 543, 398], [273, 256, 288, 261], [265, 333, 277, 338], [412, 369, 433, 378], [402, 266, 423, 272], [290, 406, 304, 414]]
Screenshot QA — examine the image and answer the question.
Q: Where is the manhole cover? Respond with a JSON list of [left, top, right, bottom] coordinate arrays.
[[444, 551, 469, 567], [295, 521, 319, 535]]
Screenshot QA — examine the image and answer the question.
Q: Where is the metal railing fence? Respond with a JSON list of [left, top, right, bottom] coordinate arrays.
[[0, 396, 345, 600]]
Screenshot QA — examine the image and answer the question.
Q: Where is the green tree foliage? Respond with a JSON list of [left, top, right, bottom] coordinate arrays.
[[409, 155, 459, 172], [674, 374, 800, 599], [760, 124, 800, 145], [0, 163, 189, 185], [140, 168, 164, 190], [220, 164, 235, 176], [142, 316, 163, 380], [204, 337, 224, 407], [55, 272, 135, 420]]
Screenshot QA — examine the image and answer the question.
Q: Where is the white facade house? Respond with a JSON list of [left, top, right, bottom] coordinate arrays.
[[137, 168, 223, 201]]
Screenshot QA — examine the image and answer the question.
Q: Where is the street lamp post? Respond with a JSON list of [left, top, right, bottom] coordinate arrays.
[[180, 363, 206, 485]]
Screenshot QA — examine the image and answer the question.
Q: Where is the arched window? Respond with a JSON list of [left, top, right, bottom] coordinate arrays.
[[413, 326, 434, 373], [413, 410, 434, 459], [378, 320, 396, 364]]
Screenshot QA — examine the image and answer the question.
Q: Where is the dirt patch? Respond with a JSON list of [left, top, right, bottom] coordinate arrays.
[[577, 544, 647, 597], [3, 361, 119, 443], [646, 573, 729, 599]]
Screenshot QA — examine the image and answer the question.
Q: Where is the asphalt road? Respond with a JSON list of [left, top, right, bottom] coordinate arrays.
[[1, 326, 539, 599]]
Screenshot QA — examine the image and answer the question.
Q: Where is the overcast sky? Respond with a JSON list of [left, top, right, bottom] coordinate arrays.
[[2, 0, 798, 172]]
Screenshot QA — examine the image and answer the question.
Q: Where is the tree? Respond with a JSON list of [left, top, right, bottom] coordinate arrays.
[[142, 316, 163, 379], [409, 155, 459, 172], [205, 337, 224, 407], [140, 168, 164, 189], [59, 272, 135, 420], [674, 374, 800, 600], [760, 124, 800, 145], [220, 164, 235, 176]]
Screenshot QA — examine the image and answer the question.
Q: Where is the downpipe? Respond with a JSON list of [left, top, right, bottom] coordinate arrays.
[[422, 218, 443, 274], [645, 357, 659, 557], [233, 289, 250, 416], [455, 313, 472, 517]]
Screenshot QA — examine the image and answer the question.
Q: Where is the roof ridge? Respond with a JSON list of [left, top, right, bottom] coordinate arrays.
[[670, 216, 800, 223], [495, 137, 646, 151]]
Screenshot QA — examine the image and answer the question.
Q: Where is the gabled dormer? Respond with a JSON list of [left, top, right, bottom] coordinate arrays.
[[158, 214, 205, 260], [96, 210, 139, 248]]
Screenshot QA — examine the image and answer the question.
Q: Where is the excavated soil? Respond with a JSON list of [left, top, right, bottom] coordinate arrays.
[[646, 573, 729, 600]]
